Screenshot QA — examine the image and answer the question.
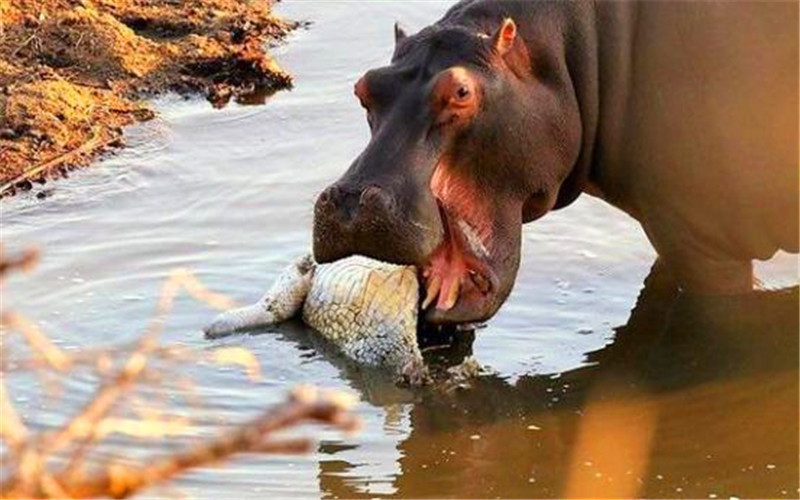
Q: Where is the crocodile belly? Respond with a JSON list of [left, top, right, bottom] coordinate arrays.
[[302, 255, 422, 372]]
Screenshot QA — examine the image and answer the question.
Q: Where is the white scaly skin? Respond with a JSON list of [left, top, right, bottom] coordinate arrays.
[[204, 254, 315, 336], [204, 254, 427, 383]]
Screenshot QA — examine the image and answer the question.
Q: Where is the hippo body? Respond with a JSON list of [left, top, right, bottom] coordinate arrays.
[[581, 1, 798, 292], [313, 0, 798, 324]]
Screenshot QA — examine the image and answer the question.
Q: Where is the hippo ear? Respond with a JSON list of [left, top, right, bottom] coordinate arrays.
[[394, 22, 409, 45], [490, 17, 530, 76], [492, 17, 517, 56]]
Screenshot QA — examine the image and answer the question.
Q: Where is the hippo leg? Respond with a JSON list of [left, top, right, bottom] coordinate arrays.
[[641, 219, 755, 295], [666, 256, 754, 295], [204, 255, 315, 339]]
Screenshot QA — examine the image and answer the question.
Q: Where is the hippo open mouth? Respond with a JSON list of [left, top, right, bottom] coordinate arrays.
[[420, 199, 499, 323]]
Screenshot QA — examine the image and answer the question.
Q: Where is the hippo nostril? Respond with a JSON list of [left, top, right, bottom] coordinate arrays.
[[359, 185, 393, 212], [318, 185, 341, 206], [359, 185, 380, 206]]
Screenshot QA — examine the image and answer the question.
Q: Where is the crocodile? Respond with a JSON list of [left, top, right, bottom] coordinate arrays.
[[204, 254, 428, 383]]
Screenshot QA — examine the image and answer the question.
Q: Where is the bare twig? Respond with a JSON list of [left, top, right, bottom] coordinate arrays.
[[10, 33, 37, 58], [0, 379, 28, 451], [0, 248, 40, 280], [37, 267, 240, 473], [0, 249, 361, 499], [51, 389, 358, 499], [0, 130, 113, 196], [1, 312, 71, 370]]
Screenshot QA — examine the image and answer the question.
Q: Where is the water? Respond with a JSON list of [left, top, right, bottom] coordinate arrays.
[[2, 1, 798, 498]]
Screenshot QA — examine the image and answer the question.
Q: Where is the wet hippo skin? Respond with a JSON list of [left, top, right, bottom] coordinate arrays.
[[313, 0, 799, 324]]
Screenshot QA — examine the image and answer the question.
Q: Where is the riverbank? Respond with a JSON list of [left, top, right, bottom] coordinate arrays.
[[0, 0, 295, 196]]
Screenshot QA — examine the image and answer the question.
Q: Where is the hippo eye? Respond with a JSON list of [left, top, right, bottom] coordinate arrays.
[[429, 67, 480, 131]]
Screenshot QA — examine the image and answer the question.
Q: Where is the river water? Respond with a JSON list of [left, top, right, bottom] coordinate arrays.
[[2, 1, 798, 498]]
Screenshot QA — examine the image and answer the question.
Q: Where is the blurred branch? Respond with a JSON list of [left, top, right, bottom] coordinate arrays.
[[1, 312, 70, 370], [0, 248, 361, 499], [1, 387, 359, 499], [0, 247, 39, 280], [0, 379, 28, 451]]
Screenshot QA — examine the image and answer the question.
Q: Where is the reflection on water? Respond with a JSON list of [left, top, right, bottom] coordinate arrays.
[[314, 263, 799, 499], [1, 1, 798, 499]]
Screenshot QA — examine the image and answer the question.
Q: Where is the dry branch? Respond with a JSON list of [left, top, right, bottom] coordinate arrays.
[[1, 388, 359, 499], [0, 129, 114, 197], [0, 247, 39, 280], [0, 248, 361, 499]]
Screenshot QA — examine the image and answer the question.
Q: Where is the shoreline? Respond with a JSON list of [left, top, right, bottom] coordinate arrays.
[[0, 0, 295, 197]]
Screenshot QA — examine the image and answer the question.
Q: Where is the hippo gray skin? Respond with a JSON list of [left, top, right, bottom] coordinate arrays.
[[312, 0, 799, 325]]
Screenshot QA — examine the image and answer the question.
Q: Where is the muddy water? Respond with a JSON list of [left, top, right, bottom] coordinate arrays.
[[2, 2, 798, 499]]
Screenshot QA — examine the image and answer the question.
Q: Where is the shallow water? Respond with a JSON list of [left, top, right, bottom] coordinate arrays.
[[2, 1, 798, 498]]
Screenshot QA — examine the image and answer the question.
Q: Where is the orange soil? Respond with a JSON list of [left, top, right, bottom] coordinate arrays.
[[0, 0, 295, 196]]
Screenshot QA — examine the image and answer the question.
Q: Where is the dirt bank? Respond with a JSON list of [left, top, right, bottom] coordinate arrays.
[[0, 0, 295, 197]]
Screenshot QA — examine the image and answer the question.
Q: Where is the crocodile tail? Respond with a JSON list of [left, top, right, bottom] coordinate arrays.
[[203, 254, 315, 339], [204, 303, 278, 339]]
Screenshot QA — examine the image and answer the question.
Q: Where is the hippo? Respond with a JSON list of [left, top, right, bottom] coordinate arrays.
[[312, 0, 798, 325]]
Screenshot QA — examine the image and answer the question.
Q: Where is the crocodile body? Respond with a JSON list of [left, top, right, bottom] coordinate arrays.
[[204, 255, 426, 382]]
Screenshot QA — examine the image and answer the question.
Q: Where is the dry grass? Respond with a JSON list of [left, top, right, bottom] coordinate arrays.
[[0, 248, 361, 499]]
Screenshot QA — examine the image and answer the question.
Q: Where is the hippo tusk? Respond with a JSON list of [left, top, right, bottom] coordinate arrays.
[[438, 275, 461, 311], [422, 275, 442, 309]]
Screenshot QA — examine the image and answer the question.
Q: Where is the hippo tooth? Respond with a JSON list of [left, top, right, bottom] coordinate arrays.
[[422, 275, 442, 309], [437, 275, 461, 311], [457, 219, 488, 257]]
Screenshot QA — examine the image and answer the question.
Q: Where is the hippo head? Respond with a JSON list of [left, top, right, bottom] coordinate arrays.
[[313, 19, 582, 324]]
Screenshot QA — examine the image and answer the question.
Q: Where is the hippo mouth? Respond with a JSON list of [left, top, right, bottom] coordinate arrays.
[[420, 200, 500, 324]]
